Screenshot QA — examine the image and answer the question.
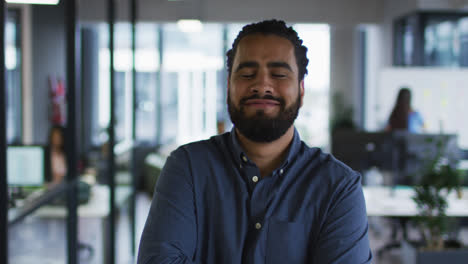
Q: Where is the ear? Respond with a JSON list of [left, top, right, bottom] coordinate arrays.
[[299, 80, 305, 107]]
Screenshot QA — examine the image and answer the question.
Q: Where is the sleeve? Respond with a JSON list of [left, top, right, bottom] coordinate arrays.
[[416, 111, 424, 127], [312, 172, 373, 264], [137, 148, 197, 264]]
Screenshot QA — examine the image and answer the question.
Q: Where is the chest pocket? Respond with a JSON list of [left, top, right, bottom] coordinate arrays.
[[266, 220, 309, 263]]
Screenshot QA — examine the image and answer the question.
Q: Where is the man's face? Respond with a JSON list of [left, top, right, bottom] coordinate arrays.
[[227, 34, 304, 142]]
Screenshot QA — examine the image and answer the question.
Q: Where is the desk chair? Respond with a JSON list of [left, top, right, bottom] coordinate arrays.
[[377, 216, 410, 258]]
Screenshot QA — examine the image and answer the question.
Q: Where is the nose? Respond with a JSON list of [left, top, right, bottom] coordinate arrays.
[[251, 70, 273, 95]]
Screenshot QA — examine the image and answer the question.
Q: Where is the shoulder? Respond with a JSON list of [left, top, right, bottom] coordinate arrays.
[[297, 143, 361, 186], [409, 110, 424, 123], [169, 133, 230, 162], [410, 110, 423, 118], [291, 144, 363, 210]]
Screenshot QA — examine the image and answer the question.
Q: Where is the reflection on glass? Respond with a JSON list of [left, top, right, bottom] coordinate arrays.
[[404, 24, 413, 66], [458, 17, 468, 66], [435, 21, 455, 66], [135, 23, 159, 142], [424, 19, 466, 67], [293, 24, 330, 149], [161, 23, 222, 145], [82, 22, 134, 146], [6, 10, 22, 143], [114, 23, 133, 143], [80, 22, 110, 145], [97, 23, 134, 144]]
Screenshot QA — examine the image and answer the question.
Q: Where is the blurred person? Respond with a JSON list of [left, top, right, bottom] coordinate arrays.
[[49, 125, 67, 185], [386, 87, 425, 133], [138, 19, 372, 264]]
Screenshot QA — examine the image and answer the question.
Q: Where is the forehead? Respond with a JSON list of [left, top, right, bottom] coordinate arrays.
[[233, 34, 297, 67]]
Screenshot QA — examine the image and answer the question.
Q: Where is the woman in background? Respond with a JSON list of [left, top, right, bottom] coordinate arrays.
[[386, 87, 425, 133], [49, 125, 67, 185]]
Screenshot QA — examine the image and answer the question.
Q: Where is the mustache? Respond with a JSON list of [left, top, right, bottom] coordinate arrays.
[[239, 94, 285, 105]]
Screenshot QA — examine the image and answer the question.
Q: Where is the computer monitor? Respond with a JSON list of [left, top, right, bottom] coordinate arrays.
[[395, 132, 459, 183], [7, 145, 48, 187], [331, 131, 398, 174], [332, 131, 460, 185]]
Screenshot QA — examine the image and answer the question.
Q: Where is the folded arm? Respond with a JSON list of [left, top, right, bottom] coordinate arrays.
[[312, 173, 373, 264], [138, 148, 197, 264]]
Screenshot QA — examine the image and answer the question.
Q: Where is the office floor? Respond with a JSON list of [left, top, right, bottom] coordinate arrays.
[[133, 193, 468, 264], [9, 192, 467, 263], [368, 216, 468, 264]]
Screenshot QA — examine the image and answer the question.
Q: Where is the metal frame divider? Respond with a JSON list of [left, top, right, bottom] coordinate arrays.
[[358, 29, 366, 129], [156, 27, 163, 144], [107, 0, 117, 263], [0, 0, 8, 263], [65, 0, 80, 263], [130, 0, 137, 258]]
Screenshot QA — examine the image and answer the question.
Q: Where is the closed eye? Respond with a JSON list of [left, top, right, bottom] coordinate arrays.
[[272, 73, 287, 78], [241, 73, 255, 79]]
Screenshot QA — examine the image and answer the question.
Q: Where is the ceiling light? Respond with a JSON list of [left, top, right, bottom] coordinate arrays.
[[6, 0, 60, 5], [177, 19, 203, 33]]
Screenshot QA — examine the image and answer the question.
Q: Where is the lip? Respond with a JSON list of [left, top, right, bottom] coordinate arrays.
[[243, 99, 281, 107]]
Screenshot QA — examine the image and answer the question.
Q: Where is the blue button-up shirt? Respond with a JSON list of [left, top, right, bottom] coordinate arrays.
[[138, 129, 372, 264]]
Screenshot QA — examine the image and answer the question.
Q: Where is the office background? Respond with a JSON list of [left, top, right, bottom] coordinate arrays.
[[2, 0, 468, 263]]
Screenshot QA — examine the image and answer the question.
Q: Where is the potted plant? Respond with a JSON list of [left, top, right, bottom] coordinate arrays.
[[401, 136, 468, 264], [330, 91, 356, 134]]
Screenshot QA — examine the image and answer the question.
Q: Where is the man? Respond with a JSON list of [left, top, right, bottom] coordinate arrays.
[[138, 19, 372, 264]]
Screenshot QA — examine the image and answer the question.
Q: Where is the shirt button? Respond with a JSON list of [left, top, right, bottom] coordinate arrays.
[[252, 176, 259, 183], [242, 156, 248, 162], [280, 169, 284, 175], [255, 223, 262, 230]]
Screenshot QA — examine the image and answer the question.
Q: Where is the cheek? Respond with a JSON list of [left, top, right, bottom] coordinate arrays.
[[277, 82, 299, 97], [227, 88, 238, 106], [228, 82, 245, 101]]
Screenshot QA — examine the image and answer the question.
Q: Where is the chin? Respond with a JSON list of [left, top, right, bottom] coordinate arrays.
[[249, 109, 279, 119]]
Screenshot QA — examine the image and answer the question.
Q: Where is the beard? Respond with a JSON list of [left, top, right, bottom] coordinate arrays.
[[227, 91, 301, 143]]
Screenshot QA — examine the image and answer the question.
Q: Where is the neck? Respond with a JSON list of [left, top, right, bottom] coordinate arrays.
[[236, 126, 295, 177], [51, 146, 62, 152]]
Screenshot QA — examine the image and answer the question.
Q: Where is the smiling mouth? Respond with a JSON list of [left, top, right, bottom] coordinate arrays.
[[244, 99, 281, 107]]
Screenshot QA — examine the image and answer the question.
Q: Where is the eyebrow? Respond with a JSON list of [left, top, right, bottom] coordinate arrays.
[[234, 61, 293, 73], [267, 62, 292, 71], [234, 61, 258, 72]]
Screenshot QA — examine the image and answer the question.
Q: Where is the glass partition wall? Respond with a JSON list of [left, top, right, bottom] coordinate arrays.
[[5, 1, 80, 264], [394, 11, 468, 67], [6, 0, 139, 263], [80, 0, 137, 262], [5, 9, 21, 144]]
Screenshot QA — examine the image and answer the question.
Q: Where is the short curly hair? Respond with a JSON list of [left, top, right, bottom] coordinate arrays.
[[226, 19, 309, 81]]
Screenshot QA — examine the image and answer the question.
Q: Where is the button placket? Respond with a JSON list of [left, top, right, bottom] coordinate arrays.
[[255, 222, 262, 230], [252, 175, 259, 183], [242, 155, 248, 163], [248, 165, 265, 232]]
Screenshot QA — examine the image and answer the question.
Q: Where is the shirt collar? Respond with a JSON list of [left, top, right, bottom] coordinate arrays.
[[229, 127, 302, 174]]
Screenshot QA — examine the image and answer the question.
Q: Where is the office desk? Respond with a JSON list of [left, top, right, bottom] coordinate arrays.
[[8, 185, 132, 264], [30, 185, 131, 218], [9, 184, 131, 220], [363, 186, 468, 217]]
